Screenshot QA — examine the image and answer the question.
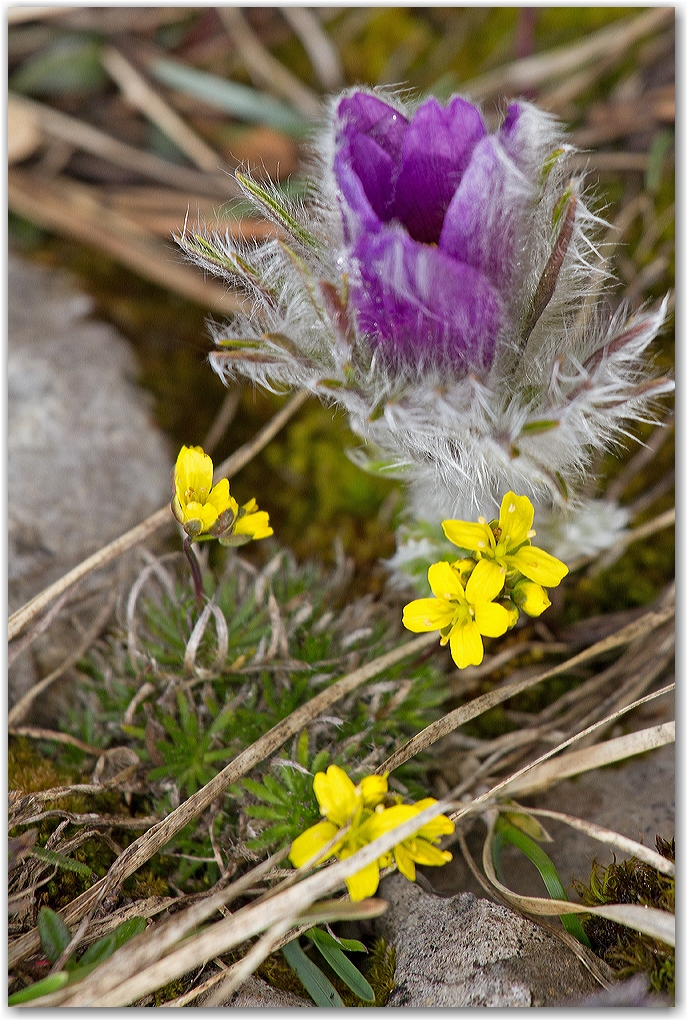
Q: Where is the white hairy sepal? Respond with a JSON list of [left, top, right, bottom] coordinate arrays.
[[178, 89, 673, 522]]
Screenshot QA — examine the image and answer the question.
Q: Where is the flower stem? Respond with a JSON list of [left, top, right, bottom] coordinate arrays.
[[183, 536, 205, 610]]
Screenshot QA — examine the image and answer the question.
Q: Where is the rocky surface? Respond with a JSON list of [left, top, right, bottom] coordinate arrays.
[[212, 975, 311, 1008], [8, 253, 173, 710], [374, 873, 599, 1007]]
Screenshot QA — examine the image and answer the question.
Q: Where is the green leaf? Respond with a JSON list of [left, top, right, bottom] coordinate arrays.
[[306, 928, 374, 1002], [31, 847, 94, 879], [77, 917, 147, 968], [150, 58, 310, 135], [38, 908, 72, 964], [296, 728, 310, 767], [306, 928, 366, 954], [8, 972, 69, 1005], [519, 420, 560, 435], [236, 173, 322, 252], [281, 939, 343, 1007], [10, 36, 106, 96], [243, 777, 285, 806], [493, 820, 591, 946]]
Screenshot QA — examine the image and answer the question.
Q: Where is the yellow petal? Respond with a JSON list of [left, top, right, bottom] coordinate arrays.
[[512, 580, 551, 617], [358, 774, 388, 808], [393, 841, 416, 882], [427, 560, 466, 601], [233, 509, 273, 540], [403, 598, 454, 634], [473, 600, 510, 638], [185, 500, 218, 532], [402, 837, 452, 867], [345, 860, 380, 901], [442, 519, 494, 554], [449, 620, 484, 669], [499, 492, 534, 547], [175, 446, 213, 506], [314, 765, 359, 827], [509, 545, 568, 587], [465, 557, 506, 604], [206, 478, 232, 513], [289, 820, 338, 869]]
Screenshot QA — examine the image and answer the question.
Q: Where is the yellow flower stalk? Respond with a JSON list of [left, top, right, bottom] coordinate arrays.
[[289, 765, 454, 901], [403, 560, 510, 669]]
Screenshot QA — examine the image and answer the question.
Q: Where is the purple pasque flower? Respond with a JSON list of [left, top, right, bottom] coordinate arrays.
[[334, 92, 530, 372]]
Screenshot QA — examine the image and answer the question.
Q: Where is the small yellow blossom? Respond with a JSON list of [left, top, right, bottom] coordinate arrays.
[[442, 491, 568, 592], [221, 498, 274, 545], [403, 560, 510, 669], [512, 579, 551, 617], [172, 445, 238, 538], [289, 765, 453, 901], [172, 445, 271, 544], [369, 799, 454, 883]]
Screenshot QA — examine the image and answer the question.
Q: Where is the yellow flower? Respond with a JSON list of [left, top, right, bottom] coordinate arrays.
[[442, 491, 568, 593], [403, 560, 510, 669], [368, 799, 454, 882], [172, 445, 237, 538], [220, 498, 274, 545], [172, 446, 272, 544], [289, 766, 389, 900], [288, 766, 453, 901]]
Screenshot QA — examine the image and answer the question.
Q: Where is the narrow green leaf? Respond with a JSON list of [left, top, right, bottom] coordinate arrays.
[[306, 928, 374, 1001], [540, 147, 566, 182], [306, 927, 366, 953], [493, 821, 591, 947], [31, 847, 94, 879], [519, 419, 560, 435], [150, 58, 310, 135], [281, 939, 343, 1007], [243, 777, 285, 806], [37, 908, 72, 964], [78, 917, 147, 968], [236, 173, 321, 251], [8, 972, 69, 1005], [296, 729, 310, 768]]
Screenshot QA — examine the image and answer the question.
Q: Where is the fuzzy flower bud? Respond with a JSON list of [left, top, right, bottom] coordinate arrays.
[[178, 88, 672, 529]]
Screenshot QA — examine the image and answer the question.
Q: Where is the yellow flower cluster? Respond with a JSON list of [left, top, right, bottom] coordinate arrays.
[[289, 765, 454, 901], [172, 445, 272, 545], [403, 492, 568, 669]]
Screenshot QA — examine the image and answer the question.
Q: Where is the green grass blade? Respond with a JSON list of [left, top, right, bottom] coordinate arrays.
[[307, 928, 375, 1002], [493, 821, 591, 946], [8, 972, 69, 1005], [281, 939, 343, 1007]]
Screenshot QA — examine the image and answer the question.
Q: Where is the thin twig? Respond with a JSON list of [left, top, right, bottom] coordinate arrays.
[[100, 45, 224, 173], [218, 6, 322, 119], [8, 592, 116, 726]]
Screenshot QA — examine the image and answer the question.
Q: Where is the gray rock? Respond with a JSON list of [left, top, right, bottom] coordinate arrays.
[[375, 873, 598, 1007], [210, 975, 311, 1008], [8, 254, 173, 709]]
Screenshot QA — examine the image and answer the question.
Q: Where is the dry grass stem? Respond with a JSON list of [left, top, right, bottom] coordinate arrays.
[[101, 46, 224, 173], [8, 592, 116, 725]]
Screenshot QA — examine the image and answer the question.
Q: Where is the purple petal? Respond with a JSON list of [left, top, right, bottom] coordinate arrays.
[[392, 96, 486, 244], [350, 226, 500, 371], [339, 130, 398, 223], [336, 93, 407, 161], [439, 134, 530, 287]]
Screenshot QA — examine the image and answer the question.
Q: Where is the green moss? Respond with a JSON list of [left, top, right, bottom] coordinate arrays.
[[573, 836, 675, 998], [364, 938, 396, 1007]]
